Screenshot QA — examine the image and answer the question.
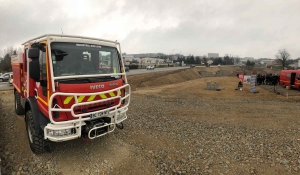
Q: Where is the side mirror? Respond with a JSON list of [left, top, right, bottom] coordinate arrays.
[[28, 47, 40, 59], [29, 59, 40, 81]]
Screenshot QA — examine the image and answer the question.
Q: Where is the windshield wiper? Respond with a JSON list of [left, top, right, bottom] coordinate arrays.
[[57, 78, 92, 83], [87, 76, 119, 82], [56, 76, 121, 84]]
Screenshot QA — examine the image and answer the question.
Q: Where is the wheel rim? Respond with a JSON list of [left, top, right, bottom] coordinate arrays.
[[27, 121, 33, 143]]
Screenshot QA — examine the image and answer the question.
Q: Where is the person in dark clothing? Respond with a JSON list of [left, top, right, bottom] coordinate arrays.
[[238, 80, 243, 90]]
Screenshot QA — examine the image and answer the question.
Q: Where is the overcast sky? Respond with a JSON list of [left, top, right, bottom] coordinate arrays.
[[0, 0, 299, 59]]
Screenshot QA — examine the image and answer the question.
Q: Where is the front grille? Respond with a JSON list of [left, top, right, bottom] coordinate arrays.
[[73, 101, 116, 115]]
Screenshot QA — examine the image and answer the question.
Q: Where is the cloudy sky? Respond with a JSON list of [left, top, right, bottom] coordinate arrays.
[[0, 0, 299, 59]]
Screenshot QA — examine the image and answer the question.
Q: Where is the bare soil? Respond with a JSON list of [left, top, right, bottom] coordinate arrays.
[[1, 66, 300, 175]]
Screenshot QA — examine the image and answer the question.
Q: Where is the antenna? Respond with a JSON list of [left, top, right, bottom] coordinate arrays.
[[61, 28, 63, 34]]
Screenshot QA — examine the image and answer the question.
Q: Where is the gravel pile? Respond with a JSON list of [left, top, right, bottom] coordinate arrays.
[[120, 95, 300, 174], [1, 89, 300, 174], [0, 91, 62, 175]]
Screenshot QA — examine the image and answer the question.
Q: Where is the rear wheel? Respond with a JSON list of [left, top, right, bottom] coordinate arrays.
[[0, 78, 2, 82], [15, 91, 25, 115], [25, 110, 50, 154]]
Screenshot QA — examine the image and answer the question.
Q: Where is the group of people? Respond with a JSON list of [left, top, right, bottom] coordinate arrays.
[[256, 73, 280, 85], [236, 71, 280, 90]]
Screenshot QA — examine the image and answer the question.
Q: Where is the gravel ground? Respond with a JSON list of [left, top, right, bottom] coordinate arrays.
[[258, 84, 300, 97], [1, 78, 300, 174]]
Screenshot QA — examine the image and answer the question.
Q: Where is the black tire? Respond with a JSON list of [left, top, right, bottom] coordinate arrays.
[[15, 91, 25, 115], [25, 110, 49, 154], [0, 78, 3, 82]]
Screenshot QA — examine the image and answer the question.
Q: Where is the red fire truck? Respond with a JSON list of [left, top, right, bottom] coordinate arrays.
[[279, 69, 300, 89], [11, 34, 131, 154]]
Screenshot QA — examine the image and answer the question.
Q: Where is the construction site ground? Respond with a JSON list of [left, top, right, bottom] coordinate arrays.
[[1, 66, 300, 175]]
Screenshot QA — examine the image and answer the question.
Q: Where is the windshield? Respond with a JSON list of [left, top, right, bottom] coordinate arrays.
[[50, 42, 122, 77]]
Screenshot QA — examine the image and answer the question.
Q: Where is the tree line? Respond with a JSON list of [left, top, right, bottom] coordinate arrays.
[[1, 47, 297, 73], [177, 55, 239, 66], [0, 46, 18, 73]]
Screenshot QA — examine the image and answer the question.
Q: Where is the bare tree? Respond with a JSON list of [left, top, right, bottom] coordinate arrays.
[[275, 49, 290, 69], [17, 46, 24, 54], [235, 57, 241, 64], [1, 46, 15, 57], [202, 55, 208, 67], [0, 46, 16, 72]]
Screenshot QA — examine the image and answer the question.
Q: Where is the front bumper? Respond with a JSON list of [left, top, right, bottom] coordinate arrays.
[[44, 84, 130, 142], [44, 108, 128, 142]]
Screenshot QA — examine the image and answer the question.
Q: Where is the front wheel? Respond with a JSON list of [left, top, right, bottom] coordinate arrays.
[[0, 78, 2, 82], [25, 110, 50, 154]]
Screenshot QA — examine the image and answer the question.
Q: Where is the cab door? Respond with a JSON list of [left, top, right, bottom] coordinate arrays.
[[295, 74, 300, 89], [36, 44, 49, 116]]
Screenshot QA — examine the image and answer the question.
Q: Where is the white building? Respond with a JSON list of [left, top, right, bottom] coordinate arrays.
[[289, 63, 298, 69], [207, 60, 213, 65], [140, 57, 164, 64], [122, 55, 134, 62], [208, 53, 219, 58]]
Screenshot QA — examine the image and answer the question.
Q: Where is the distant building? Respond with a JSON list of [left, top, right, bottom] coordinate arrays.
[[122, 55, 134, 62], [140, 57, 164, 64], [207, 60, 213, 65], [171, 55, 178, 60], [240, 57, 255, 63], [130, 53, 159, 58], [208, 53, 219, 58], [258, 58, 272, 61], [289, 63, 298, 69], [266, 61, 281, 68], [244, 57, 255, 61], [259, 59, 275, 65]]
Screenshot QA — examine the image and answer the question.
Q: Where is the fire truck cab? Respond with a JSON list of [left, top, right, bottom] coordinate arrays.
[[11, 34, 131, 154]]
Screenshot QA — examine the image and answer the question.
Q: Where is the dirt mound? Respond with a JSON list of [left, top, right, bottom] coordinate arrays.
[[128, 68, 201, 90], [127, 66, 282, 90], [230, 67, 281, 76]]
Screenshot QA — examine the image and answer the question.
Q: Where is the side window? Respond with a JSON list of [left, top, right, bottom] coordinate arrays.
[[99, 51, 110, 67], [24, 49, 28, 72], [111, 51, 120, 73], [297, 74, 300, 80], [99, 50, 120, 73], [38, 47, 48, 97], [39, 48, 47, 80]]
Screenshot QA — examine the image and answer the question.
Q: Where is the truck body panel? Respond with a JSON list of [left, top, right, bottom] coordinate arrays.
[[279, 70, 300, 89]]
